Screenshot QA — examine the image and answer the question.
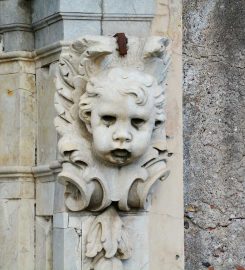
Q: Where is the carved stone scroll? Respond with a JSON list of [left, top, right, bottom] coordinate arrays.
[[54, 35, 170, 269]]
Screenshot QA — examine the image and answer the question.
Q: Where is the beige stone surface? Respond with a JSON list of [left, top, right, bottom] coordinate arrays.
[[36, 63, 58, 165], [150, 0, 184, 269], [0, 58, 35, 75], [36, 181, 55, 215], [0, 199, 34, 270], [0, 58, 36, 270], [0, 61, 36, 166], [0, 179, 34, 199]]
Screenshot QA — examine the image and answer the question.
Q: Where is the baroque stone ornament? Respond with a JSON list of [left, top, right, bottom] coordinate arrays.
[[54, 35, 170, 269]]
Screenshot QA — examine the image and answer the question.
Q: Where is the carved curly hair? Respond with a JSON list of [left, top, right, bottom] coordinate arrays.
[[79, 67, 165, 128]]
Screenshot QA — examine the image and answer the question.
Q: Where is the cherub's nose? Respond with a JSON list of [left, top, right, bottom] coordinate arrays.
[[112, 128, 132, 143]]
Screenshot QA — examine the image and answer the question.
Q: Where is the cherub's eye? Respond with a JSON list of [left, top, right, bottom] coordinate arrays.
[[101, 115, 116, 126], [131, 118, 145, 129]]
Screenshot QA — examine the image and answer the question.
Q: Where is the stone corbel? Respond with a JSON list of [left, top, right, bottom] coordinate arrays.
[[54, 35, 171, 269]]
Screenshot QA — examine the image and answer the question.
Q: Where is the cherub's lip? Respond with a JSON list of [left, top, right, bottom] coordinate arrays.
[[111, 149, 131, 158]]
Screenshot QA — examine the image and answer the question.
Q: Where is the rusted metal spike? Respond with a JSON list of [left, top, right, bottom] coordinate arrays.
[[113, 33, 128, 57]]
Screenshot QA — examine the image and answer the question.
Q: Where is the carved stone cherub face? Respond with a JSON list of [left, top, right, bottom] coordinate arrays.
[[79, 68, 163, 166]]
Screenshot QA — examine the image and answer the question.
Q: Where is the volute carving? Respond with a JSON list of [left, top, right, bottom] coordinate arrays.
[[54, 35, 171, 269]]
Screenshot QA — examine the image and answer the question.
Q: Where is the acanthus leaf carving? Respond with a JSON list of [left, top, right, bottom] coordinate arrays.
[[86, 206, 132, 259], [86, 206, 132, 270]]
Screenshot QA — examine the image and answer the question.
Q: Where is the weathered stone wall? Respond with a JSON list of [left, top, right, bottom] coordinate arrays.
[[183, 1, 245, 269]]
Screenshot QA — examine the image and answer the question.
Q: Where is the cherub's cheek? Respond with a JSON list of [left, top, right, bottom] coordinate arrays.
[[93, 129, 114, 150]]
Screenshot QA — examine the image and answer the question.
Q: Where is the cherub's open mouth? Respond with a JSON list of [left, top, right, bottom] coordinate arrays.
[[111, 149, 131, 162]]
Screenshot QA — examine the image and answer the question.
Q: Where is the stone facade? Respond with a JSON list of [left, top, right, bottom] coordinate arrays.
[[184, 0, 245, 269], [0, 0, 183, 270]]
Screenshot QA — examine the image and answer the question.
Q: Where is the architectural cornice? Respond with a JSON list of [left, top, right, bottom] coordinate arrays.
[[0, 51, 35, 63], [0, 42, 69, 64], [0, 166, 33, 178], [35, 40, 70, 61], [32, 12, 154, 31], [0, 161, 61, 181], [0, 23, 32, 33]]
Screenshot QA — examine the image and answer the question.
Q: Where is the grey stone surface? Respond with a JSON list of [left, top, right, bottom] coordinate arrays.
[[35, 216, 53, 270], [34, 21, 64, 49], [103, 0, 155, 15], [102, 21, 152, 37], [53, 227, 81, 270], [0, 0, 32, 25], [59, 0, 101, 13], [32, 0, 60, 23], [63, 20, 101, 40], [32, 0, 155, 49], [3, 31, 34, 52], [53, 213, 69, 229], [0, 0, 33, 51], [36, 181, 55, 216], [183, 0, 245, 269]]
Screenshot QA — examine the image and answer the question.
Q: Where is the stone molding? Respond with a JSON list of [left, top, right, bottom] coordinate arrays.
[[0, 51, 35, 63], [0, 166, 33, 178], [103, 14, 154, 21], [0, 23, 32, 34], [32, 161, 62, 182], [32, 12, 155, 32], [0, 162, 61, 181], [0, 42, 69, 66], [35, 41, 70, 62], [32, 13, 101, 31]]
